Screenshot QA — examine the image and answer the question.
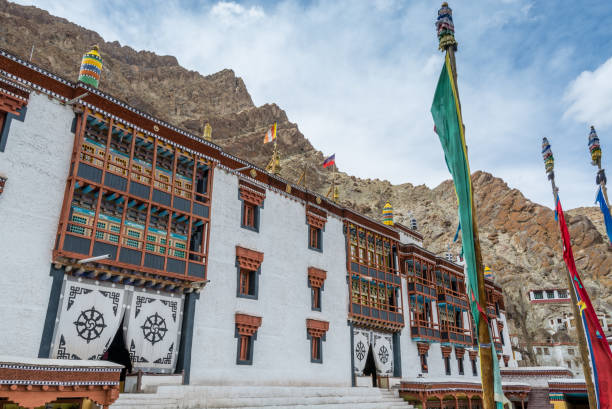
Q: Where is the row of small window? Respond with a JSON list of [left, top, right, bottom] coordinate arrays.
[[241, 202, 323, 251], [236, 333, 324, 365], [419, 352, 477, 376], [68, 217, 186, 258], [532, 290, 568, 300], [535, 347, 574, 356]]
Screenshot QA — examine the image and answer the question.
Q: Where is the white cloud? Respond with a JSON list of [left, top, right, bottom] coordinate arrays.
[[564, 57, 612, 128], [210, 1, 265, 24]]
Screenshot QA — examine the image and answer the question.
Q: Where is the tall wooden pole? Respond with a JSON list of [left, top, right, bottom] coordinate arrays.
[[447, 45, 496, 409], [438, 4, 495, 409], [544, 141, 596, 409], [590, 126, 612, 226]]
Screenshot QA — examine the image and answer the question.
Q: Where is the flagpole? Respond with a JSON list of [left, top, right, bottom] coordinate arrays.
[[542, 138, 597, 409], [589, 126, 612, 226], [436, 4, 495, 409]]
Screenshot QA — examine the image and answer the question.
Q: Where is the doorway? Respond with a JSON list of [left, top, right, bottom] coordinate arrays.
[[363, 345, 377, 387], [102, 320, 132, 388]]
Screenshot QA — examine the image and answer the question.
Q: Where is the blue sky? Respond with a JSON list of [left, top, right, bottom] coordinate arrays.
[[16, 0, 612, 209]]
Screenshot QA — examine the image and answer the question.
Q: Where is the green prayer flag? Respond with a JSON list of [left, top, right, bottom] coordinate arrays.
[[430, 54, 479, 328], [431, 54, 505, 408]]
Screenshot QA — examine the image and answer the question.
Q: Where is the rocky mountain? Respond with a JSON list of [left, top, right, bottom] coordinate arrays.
[[1, 0, 609, 365]]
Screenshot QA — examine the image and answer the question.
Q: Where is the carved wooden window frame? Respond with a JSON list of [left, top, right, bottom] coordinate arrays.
[[306, 319, 329, 363], [235, 313, 262, 365]]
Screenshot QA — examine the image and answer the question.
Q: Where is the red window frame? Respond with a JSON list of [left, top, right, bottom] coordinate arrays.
[[309, 225, 320, 249], [243, 202, 256, 228]]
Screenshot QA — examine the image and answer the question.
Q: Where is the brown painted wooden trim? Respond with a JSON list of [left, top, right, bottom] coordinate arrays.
[[235, 313, 262, 336], [306, 318, 329, 338], [236, 246, 264, 270]]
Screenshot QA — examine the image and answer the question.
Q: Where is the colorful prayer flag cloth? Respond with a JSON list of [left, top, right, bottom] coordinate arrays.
[[431, 53, 504, 409], [595, 186, 612, 245], [263, 123, 277, 144], [322, 154, 335, 168], [556, 196, 612, 409]]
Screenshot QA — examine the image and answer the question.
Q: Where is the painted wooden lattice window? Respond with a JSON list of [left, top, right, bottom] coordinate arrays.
[[56, 111, 213, 282], [308, 267, 327, 311], [235, 313, 262, 365], [346, 221, 403, 331], [306, 319, 329, 363]]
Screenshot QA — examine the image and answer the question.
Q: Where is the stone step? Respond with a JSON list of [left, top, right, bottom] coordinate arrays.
[[111, 386, 413, 409], [207, 404, 407, 409], [197, 395, 403, 408], [169, 386, 396, 400]]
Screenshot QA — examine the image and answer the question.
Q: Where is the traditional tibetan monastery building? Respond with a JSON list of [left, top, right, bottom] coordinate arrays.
[[0, 47, 520, 408]]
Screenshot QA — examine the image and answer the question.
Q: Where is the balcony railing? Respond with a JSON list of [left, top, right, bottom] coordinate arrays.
[[440, 325, 472, 346]]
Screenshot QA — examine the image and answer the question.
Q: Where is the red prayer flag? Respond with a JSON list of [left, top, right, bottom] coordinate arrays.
[[556, 197, 612, 409]]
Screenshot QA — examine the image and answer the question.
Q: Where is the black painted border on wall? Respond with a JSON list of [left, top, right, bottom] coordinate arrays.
[[38, 265, 64, 358], [176, 292, 199, 384]]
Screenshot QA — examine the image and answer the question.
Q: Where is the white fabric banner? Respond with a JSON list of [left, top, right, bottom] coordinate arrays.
[[124, 288, 184, 373], [51, 277, 127, 360], [353, 328, 371, 374], [372, 331, 394, 375]]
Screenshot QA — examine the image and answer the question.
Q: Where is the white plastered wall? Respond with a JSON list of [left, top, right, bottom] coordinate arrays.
[[499, 312, 517, 367], [0, 93, 75, 357], [190, 169, 351, 386]]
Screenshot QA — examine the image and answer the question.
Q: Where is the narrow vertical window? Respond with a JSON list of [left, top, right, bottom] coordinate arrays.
[[236, 246, 263, 300], [239, 184, 265, 232], [458, 356, 464, 375], [239, 269, 251, 296], [309, 225, 321, 250], [308, 267, 326, 312], [306, 209, 326, 252], [239, 335, 250, 361], [311, 336, 321, 361], [312, 287, 321, 310], [235, 313, 262, 366], [471, 358, 478, 376], [242, 202, 257, 230], [306, 319, 328, 364], [420, 353, 428, 373], [444, 356, 451, 375]]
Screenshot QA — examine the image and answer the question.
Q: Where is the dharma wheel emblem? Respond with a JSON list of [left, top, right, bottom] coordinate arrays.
[[141, 312, 168, 345], [378, 345, 389, 364], [356, 341, 366, 361], [74, 307, 107, 343]]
